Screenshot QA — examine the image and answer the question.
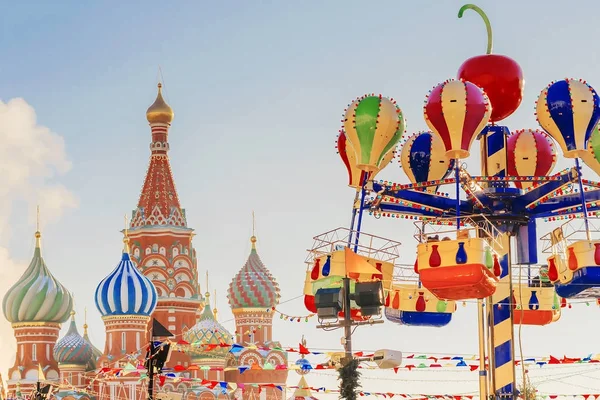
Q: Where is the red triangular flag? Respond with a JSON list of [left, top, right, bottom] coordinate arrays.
[[299, 344, 310, 355]]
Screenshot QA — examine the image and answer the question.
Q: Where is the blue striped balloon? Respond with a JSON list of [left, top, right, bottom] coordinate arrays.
[[400, 131, 454, 193], [95, 251, 158, 316], [536, 79, 600, 158]]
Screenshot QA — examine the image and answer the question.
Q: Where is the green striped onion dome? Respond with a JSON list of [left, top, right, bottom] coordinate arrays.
[[227, 236, 280, 309], [184, 293, 233, 359], [2, 232, 73, 324], [54, 312, 93, 365]]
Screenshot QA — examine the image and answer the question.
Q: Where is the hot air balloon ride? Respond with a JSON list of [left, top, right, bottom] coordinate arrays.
[[512, 266, 561, 325], [507, 129, 557, 190], [400, 131, 455, 194], [384, 282, 455, 327], [303, 247, 394, 320], [337, 130, 395, 190], [343, 95, 405, 172], [542, 222, 600, 299], [536, 79, 600, 298], [416, 79, 497, 300]]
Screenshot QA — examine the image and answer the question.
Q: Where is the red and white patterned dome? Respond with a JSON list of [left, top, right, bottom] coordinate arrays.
[[227, 236, 280, 310]]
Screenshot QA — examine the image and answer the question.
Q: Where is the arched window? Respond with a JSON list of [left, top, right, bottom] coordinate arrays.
[[159, 247, 166, 256], [152, 244, 159, 253], [172, 247, 179, 257], [145, 247, 151, 255]]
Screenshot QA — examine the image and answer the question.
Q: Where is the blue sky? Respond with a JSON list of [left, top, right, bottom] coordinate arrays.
[[3, 0, 600, 396]]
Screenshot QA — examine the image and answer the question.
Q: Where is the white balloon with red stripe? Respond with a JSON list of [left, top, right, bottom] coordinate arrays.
[[423, 79, 492, 159], [507, 129, 557, 189]]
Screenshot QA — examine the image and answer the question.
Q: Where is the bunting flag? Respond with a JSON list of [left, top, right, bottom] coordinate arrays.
[[152, 318, 174, 338], [91, 352, 600, 381], [37, 364, 46, 381], [23, 378, 600, 400]]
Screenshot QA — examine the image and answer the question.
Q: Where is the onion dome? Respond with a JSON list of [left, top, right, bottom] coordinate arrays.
[[95, 238, 158, 316], [227, 236, 280, 310], [2, 231, 73, 324], [184, 291, 233, 359], [82, 312, 102, 371], [146, 83, 174, 124], [54, 311, 93, 365]]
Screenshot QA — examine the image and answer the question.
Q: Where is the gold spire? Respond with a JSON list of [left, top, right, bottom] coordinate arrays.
[[123, 214, 130, 253], [250, 211, 257, 250], [213, 289, 218, 321], [146, 82, 174, 125], [35, 205, 41, 248], [83, 307, 88, 334], [205, 271, 210, 298]]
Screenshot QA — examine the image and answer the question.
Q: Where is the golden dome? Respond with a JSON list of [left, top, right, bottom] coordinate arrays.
[[146, 83, 174, 124]]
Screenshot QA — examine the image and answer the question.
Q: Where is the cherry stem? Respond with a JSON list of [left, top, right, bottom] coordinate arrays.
[[458, 4, 493, 54]]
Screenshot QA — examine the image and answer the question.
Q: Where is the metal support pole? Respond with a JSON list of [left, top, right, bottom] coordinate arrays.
[[487, 295, 496, 398], [477, 299, 489, 400], [342, 276, 353, 364], [455, 162, 461, 231], [353, 187, 367, 253], [575, 158, 592, 241], [347, 189, 361, 247], [507, 236, 517, 400], [147, 336, 155, 400]]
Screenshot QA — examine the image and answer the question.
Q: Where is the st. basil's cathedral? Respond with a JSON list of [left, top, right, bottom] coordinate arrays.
[[0, 84, 293, 400]]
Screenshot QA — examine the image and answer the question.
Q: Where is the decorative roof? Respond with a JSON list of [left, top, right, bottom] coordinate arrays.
[[54, 312, 93, 365], [131, 84, 186, 229], [2, 231, 73, 324], [146, 83, 174, 125], [184, 292, 233, 359], [289, 376, 318, 400], [95, 239, 158, 317], [227, 236, 280, 310]]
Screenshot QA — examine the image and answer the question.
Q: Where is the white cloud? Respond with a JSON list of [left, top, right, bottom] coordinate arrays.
[[0, 98, 77, 379]]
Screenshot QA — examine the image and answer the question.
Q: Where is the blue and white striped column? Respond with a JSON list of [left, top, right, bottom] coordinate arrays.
[[490, 233, 515, 397], [480, 125, 516, 397]]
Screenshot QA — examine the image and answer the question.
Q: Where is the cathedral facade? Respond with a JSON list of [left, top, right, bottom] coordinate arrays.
[[1, 84, 287, 400]]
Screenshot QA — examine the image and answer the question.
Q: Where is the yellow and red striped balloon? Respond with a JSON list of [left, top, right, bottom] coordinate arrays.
[[343, 95, 405, 172], [423, 79, 491, 159], [506, 129, 557, 189]]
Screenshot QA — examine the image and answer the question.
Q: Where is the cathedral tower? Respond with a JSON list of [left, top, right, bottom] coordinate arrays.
[[226, 234, 288, 400], [1, 229, 73, 395], [94, 235, 158, 400], [127, 83, 202, 367], [53, 311, 93, 388]]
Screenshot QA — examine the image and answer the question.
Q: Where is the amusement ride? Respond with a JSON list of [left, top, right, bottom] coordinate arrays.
[[303, 4, 600, 400]]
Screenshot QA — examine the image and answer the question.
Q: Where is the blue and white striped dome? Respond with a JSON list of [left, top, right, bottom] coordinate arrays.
[[95, 248, 157, 317]]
